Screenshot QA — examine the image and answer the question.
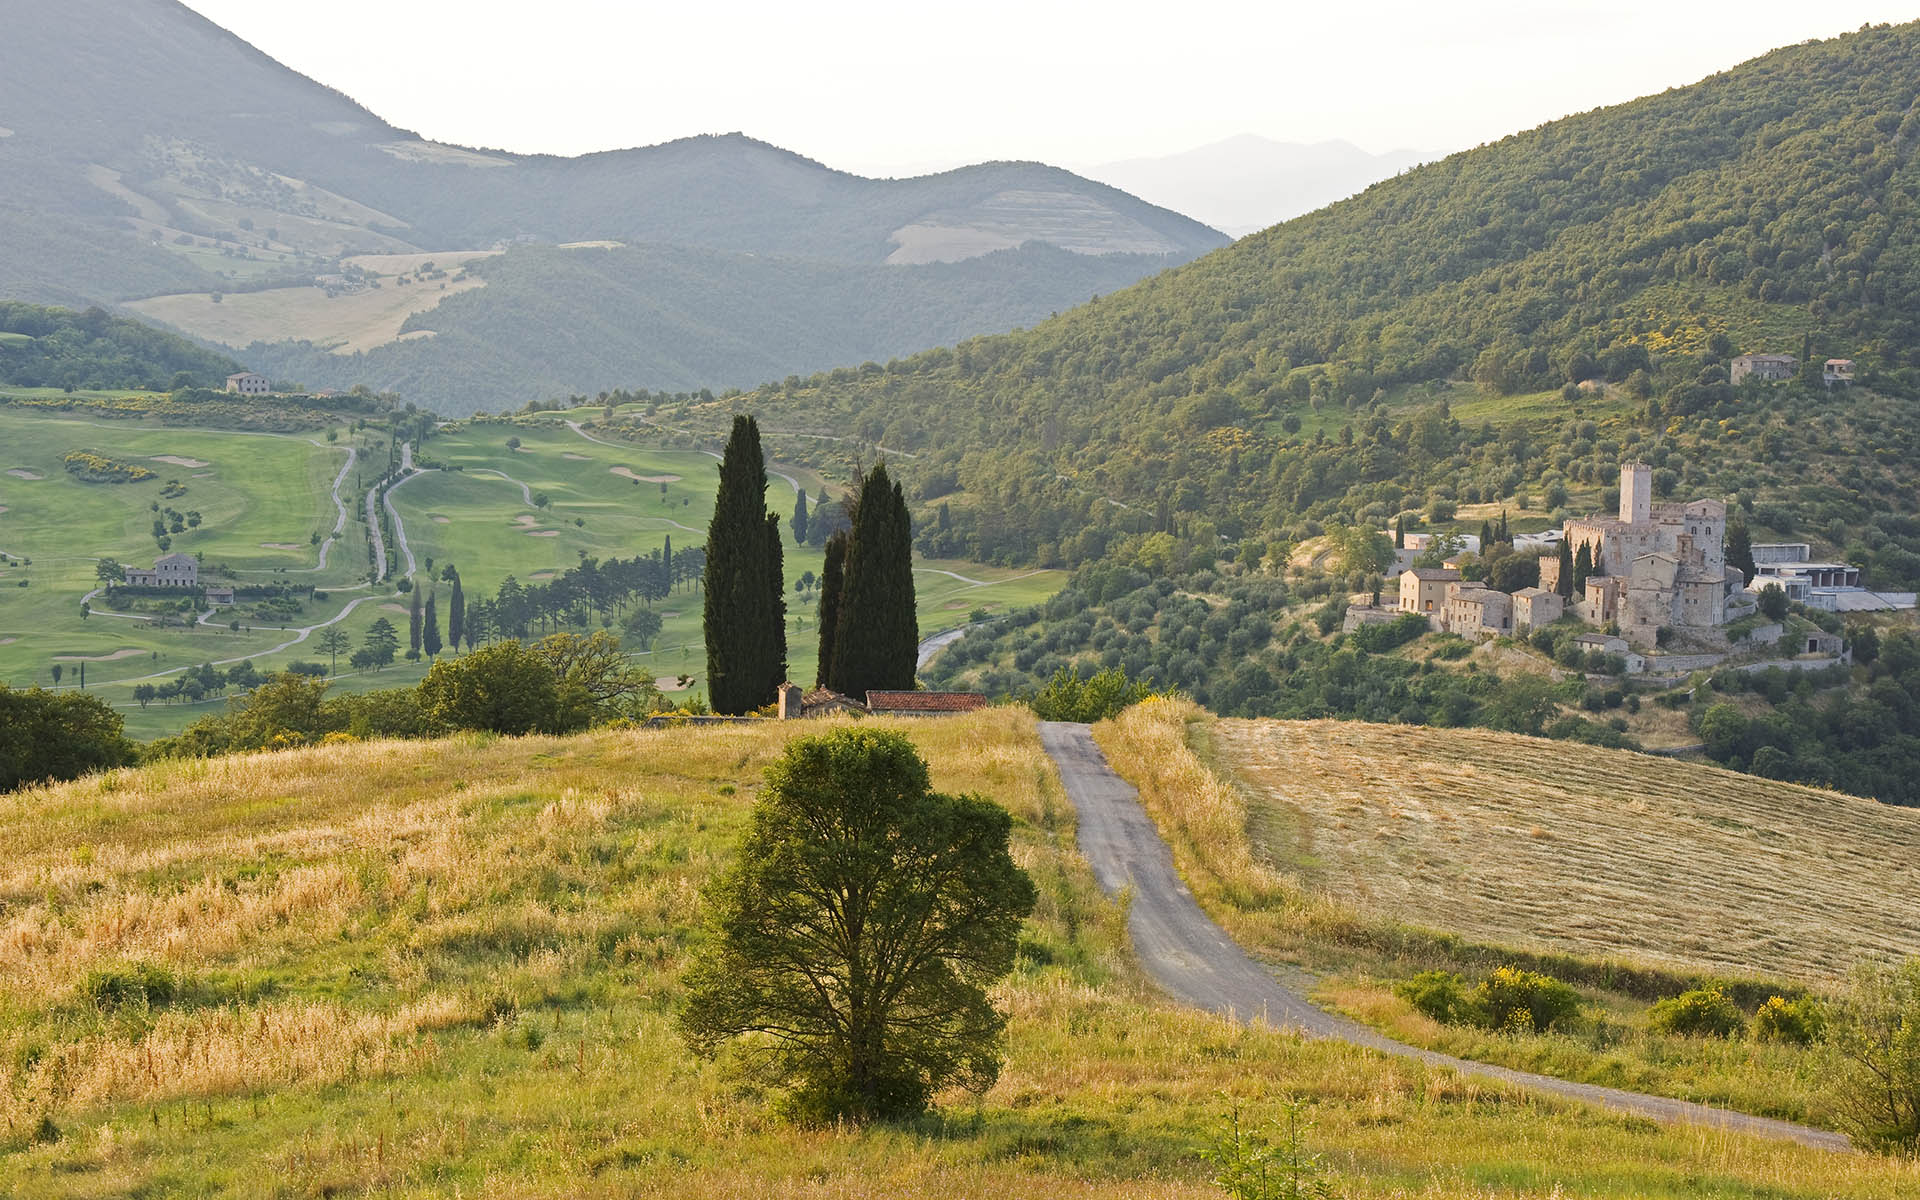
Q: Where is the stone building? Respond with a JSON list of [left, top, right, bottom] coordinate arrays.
[[1730, 353, 1796, 384], [1511, 586, 1563, 633], [1440, 582, 1513, 638], [1544, 463, 1729, 644], [1398, 568, 1460, 625], [225, 372, 270, 395], [122, 552, 198, 588]]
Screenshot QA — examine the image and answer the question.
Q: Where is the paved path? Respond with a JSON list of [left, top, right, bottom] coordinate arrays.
[[378, 442, 424, 580], [472, 467, 535, 506], [1035, 722, 1850, 1153]]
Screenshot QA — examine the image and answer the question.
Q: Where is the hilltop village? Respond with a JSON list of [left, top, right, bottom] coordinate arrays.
[[1351, 463, 1913, 675]]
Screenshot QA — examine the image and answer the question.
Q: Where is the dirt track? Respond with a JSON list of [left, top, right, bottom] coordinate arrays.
[[1036, 721, 1850, 1153]]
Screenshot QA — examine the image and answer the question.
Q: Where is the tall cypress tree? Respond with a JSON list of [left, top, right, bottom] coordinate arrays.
[[703, 416, 787, 714], [447, 574, 465, 653], [829, 464, 918, 698], [423, 589, 442, 660], [791, 488, 809, 545], [1556, 540, 1575, 598], [1573, 542, 1593, 593], [408, 586, 423, 657], [817, 531, 847, 687]]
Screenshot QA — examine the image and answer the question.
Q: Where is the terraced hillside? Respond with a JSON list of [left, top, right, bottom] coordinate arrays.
[[2, 711, 1916, 1197]]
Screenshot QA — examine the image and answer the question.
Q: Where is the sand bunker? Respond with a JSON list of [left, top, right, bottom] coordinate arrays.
[[260, 542, 304, 550], [562, 453, 590, 461], [611, 467, 681, 483], [54, 648, 145, 662], [0, 506, 7, 514], [524, 530, 560, 537], [529, 571, 556, 581], [381, 603, 410, 614], [192, 472, 214, 479], [431, 516, 452, 525], [0, 637, 16, 646], [511, 514, 539, 528], [656, 676, 690, 691], [6, 468, 42, 480], [151, 455, 210, 468]]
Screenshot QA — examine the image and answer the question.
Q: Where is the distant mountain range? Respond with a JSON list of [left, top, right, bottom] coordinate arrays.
[[1085, 135, 1426, 236], [0, 0, 1227, 410]]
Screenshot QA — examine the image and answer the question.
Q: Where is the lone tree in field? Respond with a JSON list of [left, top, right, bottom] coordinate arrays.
[[702, 415, 786, 714], [827, 463, 917, 697], [680, 728, 1035, 1124], [315, 628, 350, 676]]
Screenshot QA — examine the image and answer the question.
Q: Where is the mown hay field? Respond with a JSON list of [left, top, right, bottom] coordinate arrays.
[[3, 710, 1918, 1197], [1207, 716, 1920, 981]]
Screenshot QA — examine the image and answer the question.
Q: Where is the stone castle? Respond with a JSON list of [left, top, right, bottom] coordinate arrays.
[[1542, 463, 1729, 643]]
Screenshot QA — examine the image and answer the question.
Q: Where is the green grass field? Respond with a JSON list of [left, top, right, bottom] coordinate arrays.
[[2, 711, 1915, 1198], [0, 411, 1065, 736]]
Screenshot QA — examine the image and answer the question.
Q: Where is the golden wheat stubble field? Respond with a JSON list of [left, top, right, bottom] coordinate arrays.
[[1204, 717, 1920, 981], [3, 710, 1918, 1198]]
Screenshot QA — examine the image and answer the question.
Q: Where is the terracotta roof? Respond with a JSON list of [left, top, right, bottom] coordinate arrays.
[[865, 691, 989, 713]]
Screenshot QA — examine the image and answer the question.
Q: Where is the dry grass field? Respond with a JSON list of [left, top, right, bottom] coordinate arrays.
[[1210, 717, 1920, 982], [3, 710, 1917, 1196]]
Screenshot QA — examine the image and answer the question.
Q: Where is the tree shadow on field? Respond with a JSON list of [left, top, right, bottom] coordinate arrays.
[[904, 1106, 1197, 1176]]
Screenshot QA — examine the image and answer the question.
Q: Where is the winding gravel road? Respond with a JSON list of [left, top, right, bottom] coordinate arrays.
[[1036, 722, 1850, 1153]]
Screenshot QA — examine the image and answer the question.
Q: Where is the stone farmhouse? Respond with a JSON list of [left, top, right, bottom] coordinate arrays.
[[225, 371, 270, 395], [1397, 568, 1515, 638], [122, 552, 198, 588], [1729, 353, 1796, 384], [1545, 463, 1730, 644]]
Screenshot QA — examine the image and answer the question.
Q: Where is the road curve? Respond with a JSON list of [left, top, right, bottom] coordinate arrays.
[[1035, 722, 1850, 1153]]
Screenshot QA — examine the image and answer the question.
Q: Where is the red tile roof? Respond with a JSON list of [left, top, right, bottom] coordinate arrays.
[[865, 691, 989, 713]]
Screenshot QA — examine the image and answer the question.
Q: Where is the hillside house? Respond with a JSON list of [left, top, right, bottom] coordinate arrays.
[[225, 371, 270, 396], [1399, 567, 1460, 625], [1440, 582, 1512, 638], [204, 586, 235, 606], [122, 552, 198, 588], [1511, 586, 1563, 633], [1823, 358, 1855, 387], [1730, 353, 1796, 384]]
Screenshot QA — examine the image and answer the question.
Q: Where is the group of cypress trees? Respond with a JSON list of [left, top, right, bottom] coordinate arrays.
[[703, 417, 788, 715], [818, 463, 917, 698], [699, 419, 918, 712]]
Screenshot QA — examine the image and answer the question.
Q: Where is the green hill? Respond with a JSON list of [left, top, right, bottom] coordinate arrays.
[[0, 0, 1224, 405], [723, 22, 1920, 581], [0, 303, 240, 391]]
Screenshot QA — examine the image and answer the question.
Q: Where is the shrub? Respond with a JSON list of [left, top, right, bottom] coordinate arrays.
[[1753, 994, 1824, 1046], [1827, 957, 1920, 1150], [1396, 970, 1471, 1025], [1649, 986, 1746, 1038], [1474, 966, 1581, 1034], [1026, 666, 1155, 723], [82, 962, 176, 1010]]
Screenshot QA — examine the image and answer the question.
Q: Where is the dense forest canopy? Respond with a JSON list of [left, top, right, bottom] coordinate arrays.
[[0, 303, 241, 391]]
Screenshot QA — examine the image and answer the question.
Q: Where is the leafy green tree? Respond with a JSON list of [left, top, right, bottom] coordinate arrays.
[[533, 630, 662, 727], [703, 415, 787, 714], [1027, 666, 1153, 722], [1756, 582, 1790, 620], [623, 606, 663, 650], [0, 685, 136, 791], [1828, 957, 1920, 1150], [418, 640, 561, 735], [1329, 525, 1394, 577], [829, 464, 917, 697], [679, 728, 1035, 1124], [316, 627, 350, 676], [363, 617, 400, 669], [816, 530, 847, 687]]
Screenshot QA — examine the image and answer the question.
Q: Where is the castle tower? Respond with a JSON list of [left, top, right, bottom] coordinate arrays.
[[1620, 462, 1652, 525]]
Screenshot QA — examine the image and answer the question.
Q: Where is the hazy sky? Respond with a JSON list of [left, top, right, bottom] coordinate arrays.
[[181, 1, 1918, 176]]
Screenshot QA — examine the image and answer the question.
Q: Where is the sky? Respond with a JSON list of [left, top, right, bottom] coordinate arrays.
[[179, 1, 1920, 177]]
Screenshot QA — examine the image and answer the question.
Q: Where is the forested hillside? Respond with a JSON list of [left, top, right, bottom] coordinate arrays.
[[721, 23, 1920, 580], [0, 303, 240, 390]]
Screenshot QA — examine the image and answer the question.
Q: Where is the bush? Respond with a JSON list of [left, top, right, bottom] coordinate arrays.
[[1396, 970, 1472, 1025], [82, 962, 176, 1010], [1026, 666, 1155, 723], [419, 640, 562, 735], [1474, 966, 1582, 1034], [1753, 994, 1824, 1046], [1649, 986, 1746, 1038], [1828, 957, 1920, 1150]]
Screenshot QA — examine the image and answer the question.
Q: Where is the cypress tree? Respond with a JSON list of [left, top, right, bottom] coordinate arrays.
[[1573, 542, 1593, 593], [1556, 540, 1575, 598], [703, 416, 787, 715], [423, 589, 442, 660], [830, 464, 918, 698], [1479, 520, 1494, 550], [663, 534, 673, 591], [1727, 519, 1756, 585], [448, 574, 465, 653], [408, 586, 423, 657], [1498, 509, 1511, 543], [791, 488, 809, 545], [817, 530, 847, 687]]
